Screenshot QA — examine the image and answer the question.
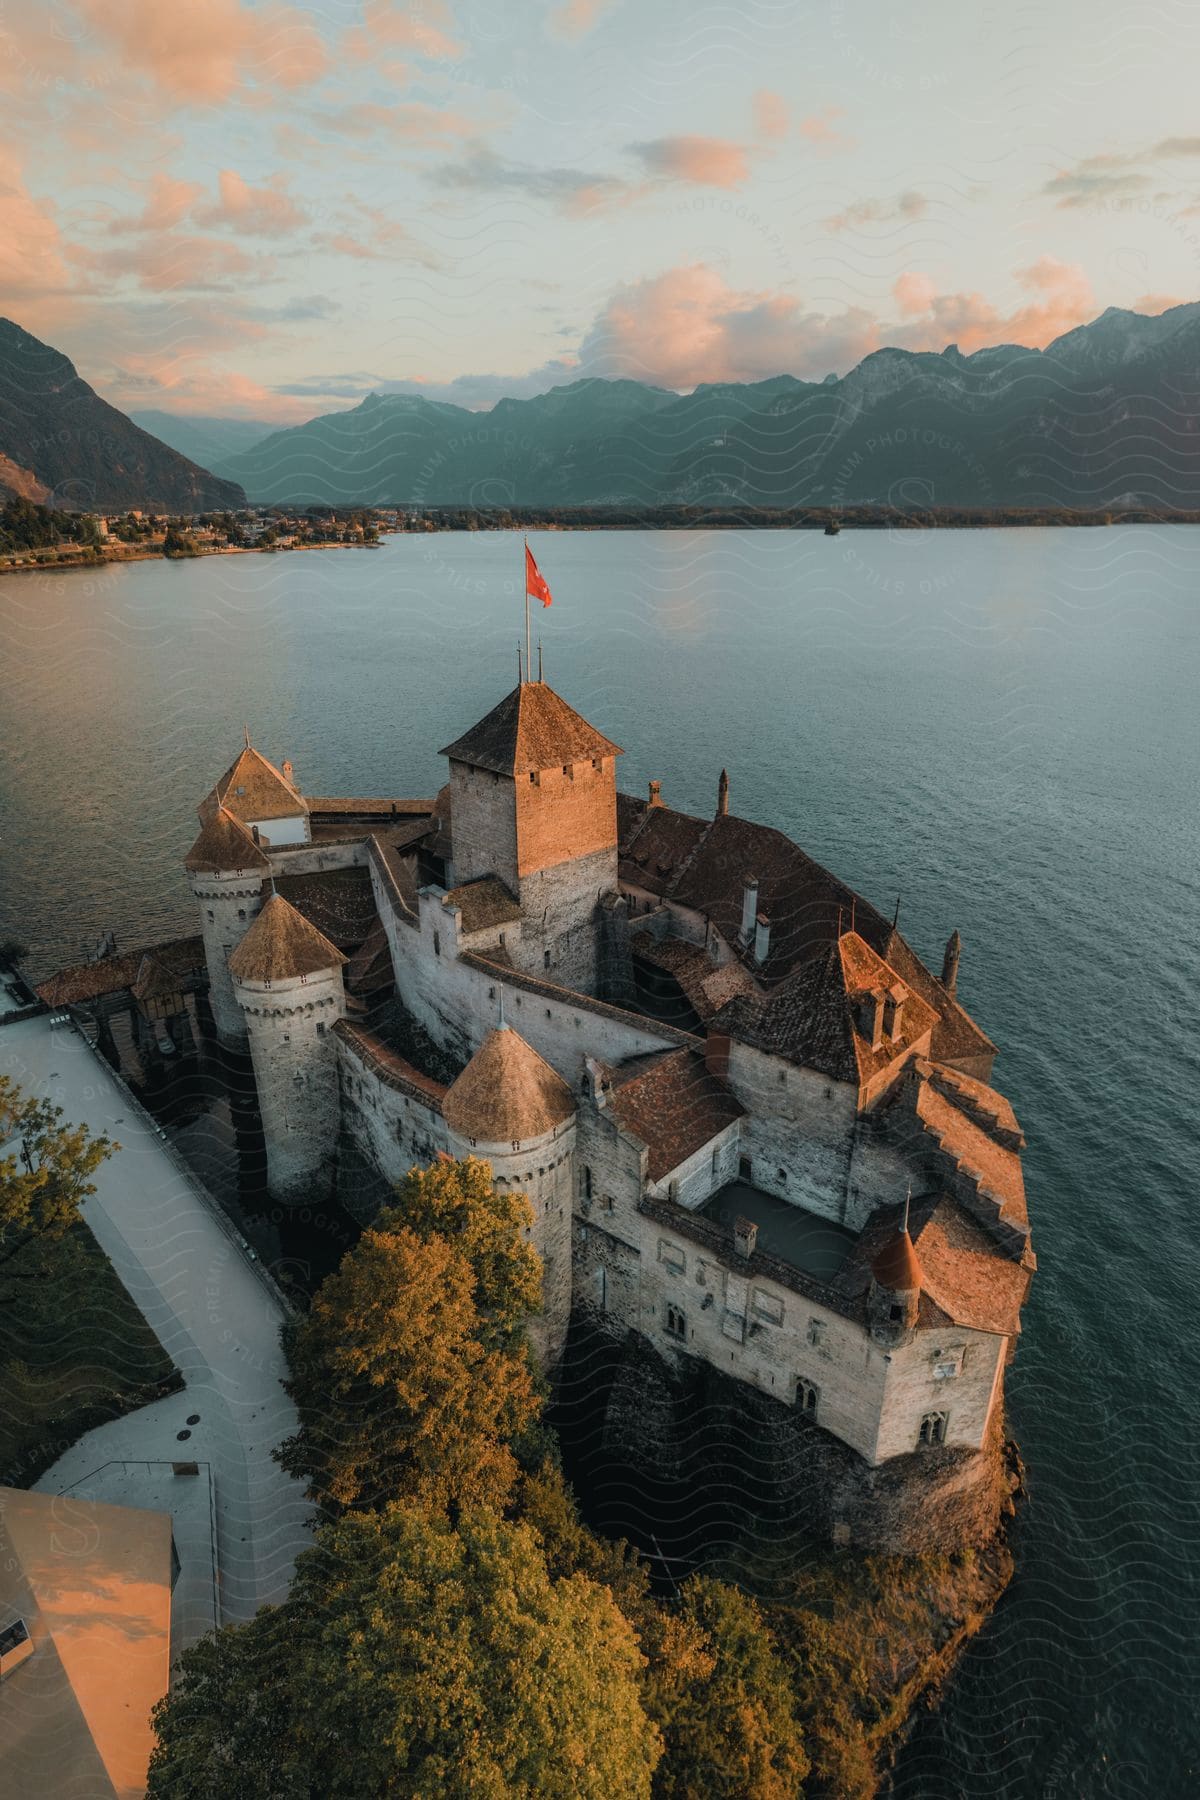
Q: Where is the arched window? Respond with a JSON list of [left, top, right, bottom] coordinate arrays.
[[919, 1411, 947, 1447], [796, 1378, 819, 1416], [665, 1304, 686, 1341]]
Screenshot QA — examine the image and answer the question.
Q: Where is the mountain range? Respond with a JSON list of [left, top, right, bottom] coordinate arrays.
[[0, 320, 245, 513], [206, 302, 1200, 511], [4, 303, 1200, 515]]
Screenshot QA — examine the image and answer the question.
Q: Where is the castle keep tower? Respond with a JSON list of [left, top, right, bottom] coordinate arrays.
[[441, 1022, 576, 1366], [439, 682, 622, 993], [185, 738, 312, 1044], [228, 894, 346, 1199], [184, 810, 270, 1044]]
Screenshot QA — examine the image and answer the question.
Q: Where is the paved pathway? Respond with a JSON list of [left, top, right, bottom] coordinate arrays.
[[2, 1013, 314, 1626]]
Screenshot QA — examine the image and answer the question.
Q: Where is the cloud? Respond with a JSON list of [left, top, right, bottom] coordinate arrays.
[[73, 0, 327, 101], [753, 89, 789, 141], [549, 0, 616, 39], [827, 189, 928, 232], [631, 136, 750, 190], [320, 100, 476, 148], [889, 257, 1095, 351], [0, 151, 74, 305], [195, 169, 307, 235], [1133, 291, 1185, 314], [114, 174, 206, 233], [1043, 154, 1148, 208], [798, 106, 850, 150], [433, 144, 635, 214], [80, 233, 264, 293], [345, 0, 464, 63]]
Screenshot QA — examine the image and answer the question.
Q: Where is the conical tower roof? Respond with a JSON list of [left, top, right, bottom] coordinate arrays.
[[184, 806, 270, 873], [442, 1025, 575, 1144], [200, 743, 307, 824], [227, 893, 346, 984], [872, 1225, 925, 1294], [439, 682, 621, 777]]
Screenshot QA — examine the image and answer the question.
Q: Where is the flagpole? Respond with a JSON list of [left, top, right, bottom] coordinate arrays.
[[523, 537, 531, 683]]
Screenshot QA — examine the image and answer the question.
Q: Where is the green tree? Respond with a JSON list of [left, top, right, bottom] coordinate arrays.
[[278, 1192, 540, 1513], [645, 1576, 809, 1800], [162, 527, 199, 558], [149, 1505, 661, 1800], [0, 1077, 115, 1299]]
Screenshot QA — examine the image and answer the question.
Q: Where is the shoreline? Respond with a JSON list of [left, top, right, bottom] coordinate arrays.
[[0, 539, 385, 578]]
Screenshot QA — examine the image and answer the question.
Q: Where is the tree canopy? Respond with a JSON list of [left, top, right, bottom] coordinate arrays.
[[278, 1157, 542, 1514], [0, 1076, 114, 1297], [149, 1505, 661, 1800]]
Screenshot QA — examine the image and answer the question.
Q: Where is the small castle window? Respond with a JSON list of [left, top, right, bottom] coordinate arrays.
[[739, 1155, 752, 1182], [711, 1148, 719, 1175], [919, 1412, 947, 1447], [207, 910, 214, 922], [583, 1165, 593, 1200], [665, 1304, 686, 1340], [889, 1304, 903, 1322], [529, 771, 538, 784], [562, 764, 570, 777], [796, 1379, 819, 1416], [543, 949, 551, 970], [592, 758, 602, 771], [807, 1318, 827, 1348], [433, 930, 441, 957], [777, 1167, 787, 1184], [316, 1022, 326, 1037], [545, 1008, 552, 1019], [237, 909, 246, 921]]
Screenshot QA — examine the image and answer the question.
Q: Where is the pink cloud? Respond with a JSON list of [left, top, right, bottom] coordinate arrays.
[[828, 190, 928, 233], [82, 233, 263, 293], [115, 174, 206, 233], [0, 151, 75, 316], [345, 0, 463, 62], [196, 170, 307, 235], [798, 106, 850, 150], [753, 89, 790, 140], [632, 136, 751, 189], [1133, 291, 1185, 314], [891, 258, 1095, 352], [73, 0, 327, 102], [549, 0, 615, 39]]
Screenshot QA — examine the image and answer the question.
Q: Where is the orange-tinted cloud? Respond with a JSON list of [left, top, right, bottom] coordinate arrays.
[[114, 174, 206, 233], [1133, 291, 1185, 314], [753, 89, 790, 140], [345, 0, 463, 63], [798, 106, 850, 150], [0, 151, 74, 312], [82, 233, 263, 293], [549, 0, 614, 39], [632, 136, 750, 190], [73, 0, 327, 102], [891, 258, 1095, 351], [196, 170, 307, 235], [828, 190, 928, 233]]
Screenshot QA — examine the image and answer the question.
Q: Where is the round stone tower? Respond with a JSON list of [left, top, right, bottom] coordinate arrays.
[[228, 893, 347, 1200], [184, 808, 271, 1045], [442, 1023, 577, 1369], [867, 1212, 925, 1345]]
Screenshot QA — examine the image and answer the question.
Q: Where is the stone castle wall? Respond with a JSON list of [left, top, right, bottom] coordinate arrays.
[[191, 871, 263, 1043], [237, 962, 345, 1197]]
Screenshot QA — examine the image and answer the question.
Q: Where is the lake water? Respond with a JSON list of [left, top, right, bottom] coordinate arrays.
[[2, 527, 1198, 1795]]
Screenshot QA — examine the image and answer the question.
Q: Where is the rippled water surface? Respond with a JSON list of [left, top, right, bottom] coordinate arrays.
[[2, 527, 1198, 1795]]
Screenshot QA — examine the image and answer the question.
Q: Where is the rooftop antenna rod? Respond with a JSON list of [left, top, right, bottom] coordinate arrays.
[[893, 894, 901, 929], [243, 723, 251, 749], [523, 537, 531, 684], [538, 639, 543, 683], [850, 896, 857, 934], [498, 985, 505, 1028], [517, 640, 523, 685], [902, 1182, 911, 1235]]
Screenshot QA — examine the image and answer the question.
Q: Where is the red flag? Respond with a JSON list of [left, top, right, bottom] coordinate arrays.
[[525, 544, 553, 608]]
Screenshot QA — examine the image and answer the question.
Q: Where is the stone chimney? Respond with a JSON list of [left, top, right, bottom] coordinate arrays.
[[860, 987, 885, 1052], [754, 912, 771, 965], [883, 981, 907, 1043], [282, 758, 295, 788], [648, 779, 663, 807], [717, 768, 729, 817], [739, 875, 758, 942], [942, 930, 961, 998], [733, 1216, 758, 1259], [705, 1030, 731, 1081]]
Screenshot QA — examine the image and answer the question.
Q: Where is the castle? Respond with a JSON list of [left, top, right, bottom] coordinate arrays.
[[185, 673, 1034, 1484]]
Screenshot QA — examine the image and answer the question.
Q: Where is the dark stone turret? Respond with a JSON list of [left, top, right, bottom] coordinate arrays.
[[717, 768, 729, 816], [942, 929, 962, 998]]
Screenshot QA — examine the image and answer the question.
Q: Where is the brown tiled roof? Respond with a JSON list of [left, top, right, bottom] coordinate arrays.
[[631, 932, 756, 1023], [439, 682, 622, 777], [442, 1025, 575, 1144], [270, 867, 378, 949], [838, 932, 939, 1085], [202, 745, 308, 824], [444, 877, 522, 935], [909, 1071, 1027, 1228], [715, 941, 859, 1081], [227, 894, 346, 984], [911, 1197, 1030, 1337], [184, 807, 270, 874], [607, 1047, 745, 1181], [36, 936, 205, 1007], [306, 797, 435, 816], [621, 790, 996, 1075]]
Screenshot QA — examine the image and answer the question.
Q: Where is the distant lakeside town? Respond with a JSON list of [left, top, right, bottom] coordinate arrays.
[[6, 497, 1200, 574]]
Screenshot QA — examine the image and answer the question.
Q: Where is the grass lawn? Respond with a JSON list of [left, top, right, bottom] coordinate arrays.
[[0, 1221, 181, 1487]]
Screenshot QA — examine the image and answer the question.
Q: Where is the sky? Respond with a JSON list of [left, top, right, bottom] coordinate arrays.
[[4, 0, 1200, 424]]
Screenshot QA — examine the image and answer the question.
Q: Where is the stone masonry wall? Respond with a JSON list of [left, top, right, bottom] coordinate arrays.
[[192, 871, 264, 1044], [238, 962, 345, 1197], [448, 763, 519, 891]]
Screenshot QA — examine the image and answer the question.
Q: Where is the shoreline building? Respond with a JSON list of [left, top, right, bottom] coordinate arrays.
[[181, 674, 1035, 1466]]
